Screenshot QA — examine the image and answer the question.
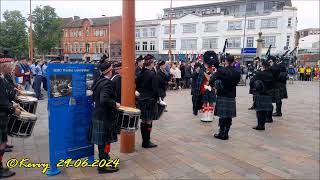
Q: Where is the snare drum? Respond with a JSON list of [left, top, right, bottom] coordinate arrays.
[[116, 106, 141, 132], [21, 91, 36, 97], [8, 111, 37, 138], [16, 96, 38, 114]]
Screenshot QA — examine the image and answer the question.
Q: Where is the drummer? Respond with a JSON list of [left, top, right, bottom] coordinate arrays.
[[89, 62, 120, 174], [136, 54, 159, 148], [111, 62, 122, 103], [0, 54, 20, 178]]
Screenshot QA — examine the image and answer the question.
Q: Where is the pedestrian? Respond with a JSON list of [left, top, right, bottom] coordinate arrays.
[[287, 64, 296, 84], [191, 62, 201, 115], [14, 56, 31, 91], [136, 54, 159, 148], [298, 66, 305, 81], [89, 62, 120, 173], [209, 54, 241, 140], [305, 66, 312, 81], [251, 60, 274, 130], [42, 61, 48, 91], [33, 60, 44, 100]]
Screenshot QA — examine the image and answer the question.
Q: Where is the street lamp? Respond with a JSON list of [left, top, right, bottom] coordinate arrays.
[[102, 14, 111, 61]]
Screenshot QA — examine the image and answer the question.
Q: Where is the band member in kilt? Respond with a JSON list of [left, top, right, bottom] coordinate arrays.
[[89, 62, 120, 173], [251, 60, 274, 130], [111, 62, 122, 103], [209, 54, 241, 140], [135, 55, 144, 77], [269, 56, 287, 117], [0, 55, 20, 178], [136, 54, 159, 148], [157, 60, 170, 101]]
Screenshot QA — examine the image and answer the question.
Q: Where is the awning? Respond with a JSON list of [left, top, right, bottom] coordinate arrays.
[[92, 54, 104, 61], [69, 54, 83, 60]]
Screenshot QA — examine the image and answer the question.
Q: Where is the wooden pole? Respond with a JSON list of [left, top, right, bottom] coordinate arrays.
[[120, 0, 135, 153], [29, 0, 33, 61], [168, 0, 173, 62]]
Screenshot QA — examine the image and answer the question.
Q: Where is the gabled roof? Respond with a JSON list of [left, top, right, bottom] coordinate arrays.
[[63, 16, 121, 28]]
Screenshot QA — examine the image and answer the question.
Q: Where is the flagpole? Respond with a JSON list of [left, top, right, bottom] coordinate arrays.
[[168, 0, 173, 62], [29, 0, 33, 61]]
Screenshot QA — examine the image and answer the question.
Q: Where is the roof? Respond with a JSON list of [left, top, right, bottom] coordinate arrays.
[[63, 16, 121, 28]]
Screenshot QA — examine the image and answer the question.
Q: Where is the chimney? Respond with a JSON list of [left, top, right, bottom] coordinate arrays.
[[74, 16, 80, 20]]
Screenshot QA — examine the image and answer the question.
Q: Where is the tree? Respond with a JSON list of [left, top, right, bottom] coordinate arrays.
[[0, 10, 28, 58], [32, 5, 62, 56]]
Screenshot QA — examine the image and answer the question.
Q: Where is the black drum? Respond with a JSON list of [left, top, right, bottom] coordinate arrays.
[[16, 96, 38, 114], [116, 106, 141, 133], [157, 101, 167, 120], [8, 111, 37, 138]]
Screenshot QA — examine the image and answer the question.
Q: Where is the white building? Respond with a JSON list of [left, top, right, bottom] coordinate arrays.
[[157, 0, 297, 62], [135, 19, 161, 58]]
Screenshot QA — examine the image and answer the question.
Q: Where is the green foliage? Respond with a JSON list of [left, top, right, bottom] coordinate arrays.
[[0, 10, 28, 59], [32, 5, 62, 55]]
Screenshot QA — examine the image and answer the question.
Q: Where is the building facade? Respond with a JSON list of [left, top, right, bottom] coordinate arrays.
[[157, 0, 297, 61], [61, 16, 122, 62], [135, 20, 161, 59], [297, 28, 320, 39]]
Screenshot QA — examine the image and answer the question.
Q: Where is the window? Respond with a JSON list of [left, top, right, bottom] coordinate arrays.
[[163, 25, 175, 34], [182, 23, 196, 33], [142, 28, 148, 37], [286, 35, 290, 47], [261, 18, 277, 28], [135, 42, 140, 51], [246, 3, 256, 12], [246, 37, 254, 48], [228, 21, 242, 30], [264, 1, 276, 11], [136, 29, 140, 38], [99, 29, 104, 37], [227, 37, 241, 48], [163, 40, 176, 50], [247, 20, 255, 29], [142, 42, 148, 51], [150, 28, 156, 37], [181, 39, 197, 50], [150, 41, 155, 51], [79, 43, 83, 53], [99, 43, 103, 53], [86, 43, 90, 53], [95, 30, 99, 37], [86, 28, 89, 36], [288, 18, 292, 27], [262, 36, 276, 48], [78, 31, 82, 37], [65, 31, 68, 37], [203, 38, 218, 49], [204, 22, 218, 32], [225, 5, 239, 15]]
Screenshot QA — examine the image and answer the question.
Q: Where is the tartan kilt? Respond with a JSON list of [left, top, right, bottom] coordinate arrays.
[[0, 113, 9, 144], [137, 99, 158, 121], [89, 112, 118, 145], [279, 85, 288, 99], [272, 89, 281, 103], [255, 95, 272, 111], [214, 96, 237, 118]]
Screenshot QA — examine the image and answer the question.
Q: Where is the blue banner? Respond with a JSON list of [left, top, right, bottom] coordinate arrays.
[[46, 64, 95, 176]]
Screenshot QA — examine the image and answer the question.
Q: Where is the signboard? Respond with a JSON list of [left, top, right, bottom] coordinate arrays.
[[46, 64, 95, 176], [241, 48, 257, 54]]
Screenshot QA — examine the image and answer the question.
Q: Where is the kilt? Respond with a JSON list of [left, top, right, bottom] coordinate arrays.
[[272, 88, 281, 103], [137, 99, 158, 121], [0, 112, 9, 144], [255, 95, 272, 111], [214, 96, 237, 118], [192, 95, 203, 111], [279, 85, 288, 99]]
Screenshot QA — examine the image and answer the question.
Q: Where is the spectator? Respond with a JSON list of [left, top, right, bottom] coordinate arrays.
[[170, 63, 181, 90], [305, 66, 312, 81], [298, 66, 305, 81], [34, 60, 44, 99], [14, 56, 31, 90], [184, 62, 192, 88], [42, 61, 48, 91], [287, 64, 296, 84]]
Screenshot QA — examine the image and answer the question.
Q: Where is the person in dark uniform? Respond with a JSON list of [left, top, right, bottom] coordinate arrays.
[[157, 60, 170, 101], [251, 60, 274, 130], [111, 62, 122, 103], [89, 62, 120, 174], [136, 54, 159, 148], [135, 55, 144, 78], [269, 56, 287, 117], [93, 54, 108, 81], [0, 55, 19, 178], [191, 62, 201, 115], [209, 54, 241, 140]]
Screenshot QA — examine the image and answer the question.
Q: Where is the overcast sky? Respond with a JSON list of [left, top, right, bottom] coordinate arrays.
[[1, 0, 319, 30]]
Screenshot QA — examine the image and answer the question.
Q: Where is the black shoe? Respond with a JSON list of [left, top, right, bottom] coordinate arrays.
[[6, 145, 13, 149], [4, 147, 12, 152], [252, 126, 265, 130], [265, 119, 273, 123], [142, 141, 158, 148], [193, 111, 198, 116], [272, 112, 282, 117], [98, 166, 119, 174], [164, 109, 168, 112], [0, 167, 16, 178], [214, 133, 228, 140], [248, 106, 255, 110]]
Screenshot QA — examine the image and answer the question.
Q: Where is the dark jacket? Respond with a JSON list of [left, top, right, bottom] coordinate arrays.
[[111, 74, 121, 103], [135, 66, 143, 77], [191, 71, 199, 96], [250, 69, 274, 96], [270, 63, 282, 88], [0, 75, 16, 114], [157, 69, 170, 98], [209, 66, 241, 98], [136, 68, 159, 101], [180, 64, 185, 78], [90, 76, 118, 145], [184, 65, 192, 78]]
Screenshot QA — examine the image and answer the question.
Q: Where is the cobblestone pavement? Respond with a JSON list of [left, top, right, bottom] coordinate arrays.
[[6, 81, 319, 179]]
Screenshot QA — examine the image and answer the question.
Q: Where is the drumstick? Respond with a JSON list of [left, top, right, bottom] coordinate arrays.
[[11, 101, 27, 113]]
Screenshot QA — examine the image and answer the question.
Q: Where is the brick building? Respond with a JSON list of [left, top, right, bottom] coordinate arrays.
[[61, 16, 122, 62]]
